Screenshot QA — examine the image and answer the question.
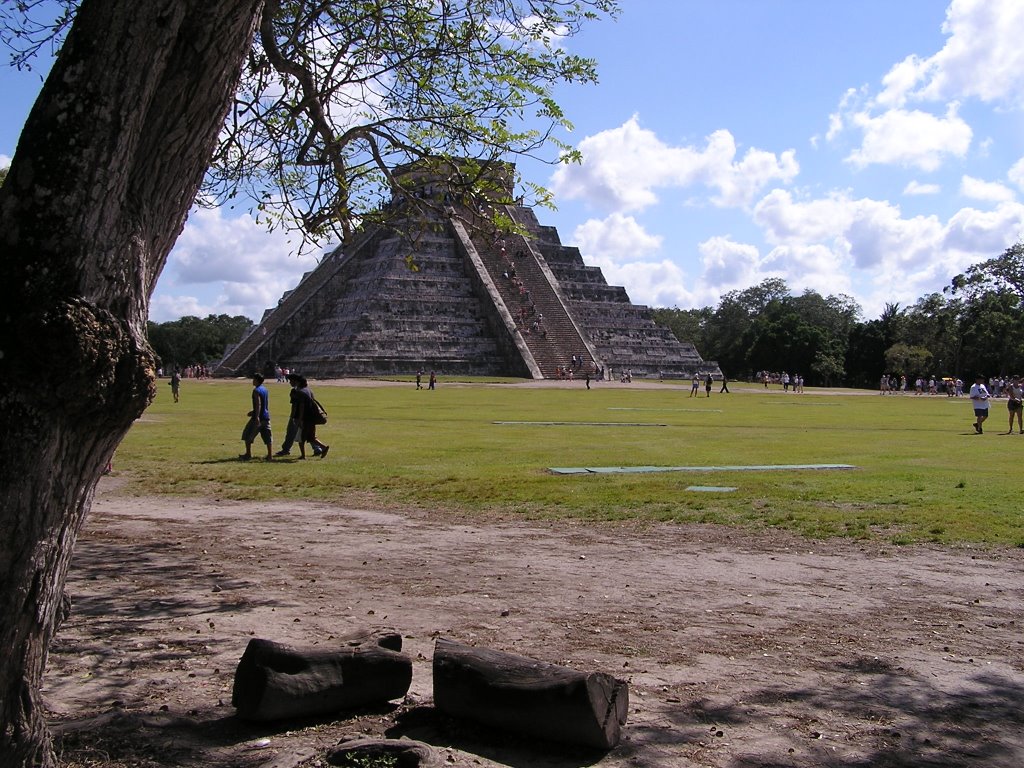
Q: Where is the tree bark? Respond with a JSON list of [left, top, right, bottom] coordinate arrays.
[[432, 637, 629, 750], [0, 1, 264, 765], [232, 630, 413, 721]]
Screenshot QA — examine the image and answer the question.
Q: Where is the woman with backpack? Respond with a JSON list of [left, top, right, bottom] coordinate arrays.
[[292, 374, 330, 459]]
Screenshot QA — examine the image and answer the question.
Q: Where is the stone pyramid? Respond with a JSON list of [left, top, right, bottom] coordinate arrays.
[[215, 163, 718, 381]]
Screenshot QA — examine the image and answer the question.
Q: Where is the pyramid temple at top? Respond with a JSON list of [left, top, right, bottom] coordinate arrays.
[[215, 160, 719, 381]]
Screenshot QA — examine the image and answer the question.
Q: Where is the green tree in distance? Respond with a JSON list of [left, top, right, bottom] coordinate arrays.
[[147, 314, 254, 369], [652, 244, 1024, 385], [948, 241, 1024, 306], [884, 342, 933, 379], [704, 278, 790, 377]]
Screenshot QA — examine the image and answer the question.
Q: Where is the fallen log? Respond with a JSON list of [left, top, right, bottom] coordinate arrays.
[[432, 636, 628, 750], [232, 628, 412, 721]]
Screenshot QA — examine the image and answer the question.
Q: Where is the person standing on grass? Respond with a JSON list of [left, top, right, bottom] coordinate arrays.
[[294, 375, 329, 459], [1006, 376, 1023, 434], [705, 373, 713, 397], [969, 373, 990, 434], [241, 373, 273, 460], [169, 369, 181, 402], [690, 373, 700, 397], [276, 373, 322, 457]]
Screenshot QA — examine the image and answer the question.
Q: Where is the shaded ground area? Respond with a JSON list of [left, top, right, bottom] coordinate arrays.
[[46, 483, 1024, 767]]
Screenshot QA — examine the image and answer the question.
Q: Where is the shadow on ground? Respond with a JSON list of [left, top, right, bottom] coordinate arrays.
[[50, 663, 1024, 768]]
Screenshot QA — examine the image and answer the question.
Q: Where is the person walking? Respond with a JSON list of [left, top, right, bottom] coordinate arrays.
[[428, 370, 437, 390], [276, 373, 322, 457], [241, 373, 273, 460], [275, 375, 301, 456], [969, 373, 990, 434], [1006, 376, 1023, 434], [169, 369, 181, 403], [690, 373, 700, 398], [293, 375, 329, 459], [719, 374, 730, 393]]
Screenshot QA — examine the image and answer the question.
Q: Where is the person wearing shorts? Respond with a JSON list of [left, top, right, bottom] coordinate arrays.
[[969, 374, 990, 434], [241, 373, 273, 460], [1006, 376, 1023, 434]]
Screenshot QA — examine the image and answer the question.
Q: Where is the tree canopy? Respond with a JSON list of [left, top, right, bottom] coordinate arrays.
[[4, 0, 617, 247], [948, 242, 1024, 307], [147, 314, 254, 369]]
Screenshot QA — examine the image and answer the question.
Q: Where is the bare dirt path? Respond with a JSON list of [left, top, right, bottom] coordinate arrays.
[[46, 483, 1024, 767]]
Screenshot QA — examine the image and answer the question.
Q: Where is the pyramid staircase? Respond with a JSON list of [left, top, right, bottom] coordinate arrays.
[[459, 210, 601, 378], [214, 161, 718, 381]]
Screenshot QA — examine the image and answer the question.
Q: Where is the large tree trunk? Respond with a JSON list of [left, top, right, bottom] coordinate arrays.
[[0, 2, 263, 765]]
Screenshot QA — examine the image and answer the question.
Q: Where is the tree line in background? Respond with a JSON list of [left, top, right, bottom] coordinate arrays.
[[147, 314, 253, 372], [653, 242, 1024, 388]]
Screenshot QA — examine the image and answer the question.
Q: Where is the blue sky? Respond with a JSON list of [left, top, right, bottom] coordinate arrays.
[[4, 0, 1024, 322]]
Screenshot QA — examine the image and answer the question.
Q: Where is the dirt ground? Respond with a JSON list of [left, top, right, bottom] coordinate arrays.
[[45, 477, 1024, 768]]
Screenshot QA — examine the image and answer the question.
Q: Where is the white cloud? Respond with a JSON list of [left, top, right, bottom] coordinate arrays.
[[697, 236, 763, 289], [918, 0, 1024, 106], [761, 243, 855, 296], [943, 201, 1024, 253], [551, 116, 798, 213], [826, 88, 863, 142], [960, 175, 1015, 202], [875, 0, 1024, 108], [566, 187, 1024, 322], [545, 1, 1024, 321], [747, 187, 1024, 315], [149, 293, 215, 321], [592, 258, 697, 309], [829, 1, 1024, 175], [169, 207, 311, 283], [876, 54, 930, 109], [754, 189, 946, 268], [904, 180, 941, 195], [844, 201, 944, 270], [571, 213, 662, 263], [753, 189, 854, 245], [1008, 157, 1024, 190], [845, 103, 972, 171], [151, 207, 323, 322], [0, 153, 10, 169]]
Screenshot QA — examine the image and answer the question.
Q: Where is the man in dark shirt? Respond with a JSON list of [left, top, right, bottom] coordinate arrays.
[[293, 375, 330, 459]]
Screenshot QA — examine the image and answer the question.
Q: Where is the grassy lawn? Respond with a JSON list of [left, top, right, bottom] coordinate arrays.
[[114, 378, 1024, 546]]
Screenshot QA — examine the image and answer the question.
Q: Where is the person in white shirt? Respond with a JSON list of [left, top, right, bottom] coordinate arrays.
[[969, 374, 991, 434]]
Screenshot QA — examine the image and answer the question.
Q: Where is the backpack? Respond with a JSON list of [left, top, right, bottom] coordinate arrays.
[[312, 396, 328, 425]]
